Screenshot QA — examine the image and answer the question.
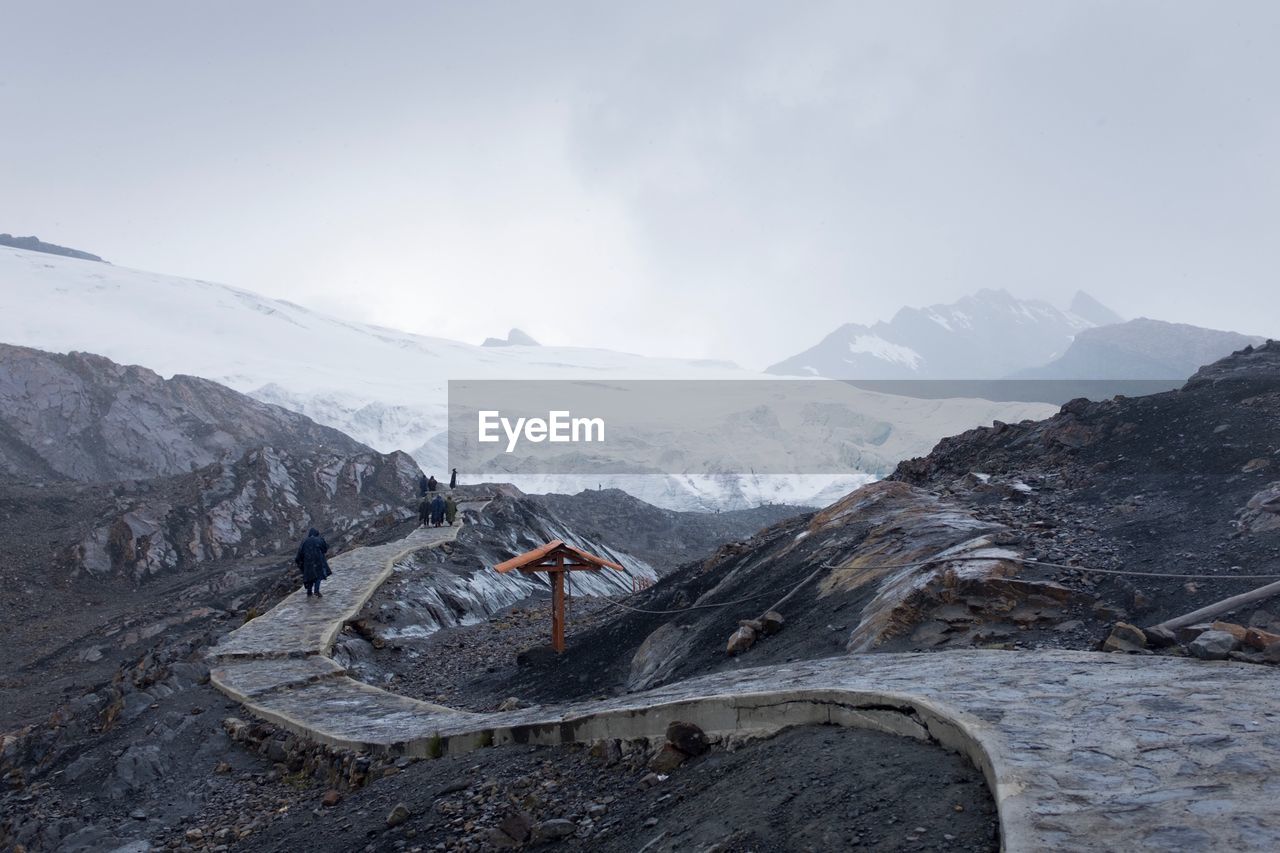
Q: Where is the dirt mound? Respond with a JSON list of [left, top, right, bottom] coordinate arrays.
[[893, 339, 1280, 625], [239, 725, 998, 853]]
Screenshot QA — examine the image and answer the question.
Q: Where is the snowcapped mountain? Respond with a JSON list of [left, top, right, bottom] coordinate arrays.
[[0, 246, 1057, 509], [768, 289, 1113, 379]]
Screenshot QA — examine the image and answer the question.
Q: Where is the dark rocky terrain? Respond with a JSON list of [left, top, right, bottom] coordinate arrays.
[[427, 341, 1280, 707], [0, 343, 368, 482], [10, 339, 1277, 852], [0, 234, 103, 263], [339, 490, 806, 703], [0, 347, 423, 726], [242, 724, 998, 853]]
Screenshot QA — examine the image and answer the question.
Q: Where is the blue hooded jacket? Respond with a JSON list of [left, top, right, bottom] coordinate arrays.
[[294, 528, 331, 584]]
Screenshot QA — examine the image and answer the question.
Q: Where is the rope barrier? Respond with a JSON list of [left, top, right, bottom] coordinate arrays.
[[822, 555, 1280, 580], [596, 552, 1280, 617]]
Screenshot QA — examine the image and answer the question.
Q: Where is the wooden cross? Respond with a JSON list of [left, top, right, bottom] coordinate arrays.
[[494, 539, 625, 652]]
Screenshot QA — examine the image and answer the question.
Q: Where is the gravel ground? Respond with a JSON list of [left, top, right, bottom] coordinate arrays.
[[246, 724, 999, 853], [353, 596, 617, 711]]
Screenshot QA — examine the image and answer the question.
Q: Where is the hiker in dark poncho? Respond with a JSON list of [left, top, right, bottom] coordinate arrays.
[[430, 494, 446, 527], [294, 528, 331, 598], [418, 495, 431, 527], [449, 468, 458, 489]]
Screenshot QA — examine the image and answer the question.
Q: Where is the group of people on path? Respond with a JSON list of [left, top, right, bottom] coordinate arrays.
[[419, 491, 457, 527], [296, 468, 460, 597], [418, 468, 458, 496], [418, 468, 459, 528]]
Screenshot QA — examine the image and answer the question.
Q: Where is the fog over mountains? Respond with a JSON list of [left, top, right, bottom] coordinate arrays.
[[0, 244, 1061, 509], [768, 289, 1263, 381]]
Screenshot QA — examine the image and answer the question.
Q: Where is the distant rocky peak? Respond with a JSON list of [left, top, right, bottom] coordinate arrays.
[[1069, 290, 1123, 327], [481, 328, 541, 347], [0, 233, 105, 262]]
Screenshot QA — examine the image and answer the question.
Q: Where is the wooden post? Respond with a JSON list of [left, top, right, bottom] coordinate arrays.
[[1151, 577, 1280, 633], [551, 555, 566, 652]]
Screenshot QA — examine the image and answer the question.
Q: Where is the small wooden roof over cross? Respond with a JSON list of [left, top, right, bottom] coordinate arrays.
[[494, 540, 625, 653], [494, 539, 624, 574]]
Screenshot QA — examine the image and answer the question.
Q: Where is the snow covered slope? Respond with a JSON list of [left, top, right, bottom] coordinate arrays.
[[0, 246, 1056, 509], [0, 245, 744, 457]]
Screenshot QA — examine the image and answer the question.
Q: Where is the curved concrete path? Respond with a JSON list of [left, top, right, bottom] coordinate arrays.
[[211, 524, 1280, 852]]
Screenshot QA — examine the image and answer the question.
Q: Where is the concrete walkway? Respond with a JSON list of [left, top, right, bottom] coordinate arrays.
[[211, 524, 1280, 852]]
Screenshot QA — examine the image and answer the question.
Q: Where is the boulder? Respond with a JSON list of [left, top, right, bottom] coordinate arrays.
[[726, 625, 756, 656], [386, 803, 411, 827], [1261, 641, 1280, 663], [1244, 627, 1280, 650], [532, 819, 578, 843], [1102, 622, 1147, 653], [1144, 625, 1177, 649], [1175, 623, 1214, 644], [321, 790, 342, 808], [665, 721, 710, 758], [487, 828, 521, 849], [760, 611, 785, 635], [497, 811, 533, 843], [497, 697, 524, 712], [738, 619, 764, 633], [648, 743, 690, 774], [1210, 621, 1249, 642], [1188, 629, 1239, 661]]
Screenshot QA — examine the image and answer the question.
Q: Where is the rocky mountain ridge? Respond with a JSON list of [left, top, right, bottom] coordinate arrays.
[[0, 233, 103, 262], [0, 343, 370, 484]]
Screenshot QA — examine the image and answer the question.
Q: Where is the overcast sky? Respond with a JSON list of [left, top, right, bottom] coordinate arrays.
[[2, 1, 1276, 368]]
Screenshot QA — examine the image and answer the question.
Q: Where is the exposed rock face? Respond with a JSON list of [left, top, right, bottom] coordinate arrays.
[[67, 446, 421, 580], [894, 339, 1280, 630], [514, 480, 1089, 701], [0, 343, 368, 483], [0, 233, 103, 262], [509, 341, 1280, 704]]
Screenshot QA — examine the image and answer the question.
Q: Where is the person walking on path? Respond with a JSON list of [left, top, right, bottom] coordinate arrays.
[[294, 527, 331, 598], [430, 493, 446, 527], [427, 475, 438, 493], [417, 495, 431, 527], [444, 494, 458, 526], [418, 473, 429, 497], [449, 468, 458, 489]]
